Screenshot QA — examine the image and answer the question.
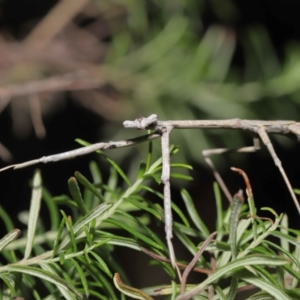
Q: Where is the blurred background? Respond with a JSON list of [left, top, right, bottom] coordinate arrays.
[[1, 0, 300, 295]]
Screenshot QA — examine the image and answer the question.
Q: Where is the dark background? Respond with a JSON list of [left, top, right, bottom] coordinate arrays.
[[1, 0, 300, 295]]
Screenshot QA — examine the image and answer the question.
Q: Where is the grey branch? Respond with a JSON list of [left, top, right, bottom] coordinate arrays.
[[124, 115, 300, 215], [0, 132, 161, 171], [160, 126, 177, 272], [124, 115, 300, 138]]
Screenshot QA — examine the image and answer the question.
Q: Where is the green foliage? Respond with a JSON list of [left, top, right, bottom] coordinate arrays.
[[0, 143, 300, 299], [93, 0, 300, 166]]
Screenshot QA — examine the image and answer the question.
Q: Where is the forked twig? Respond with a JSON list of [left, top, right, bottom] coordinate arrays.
[[124, 115, 300, 215], [180, 231, 217, 296], [141, 247, 212, 275], [0, 131, 161, 171], [202, 138, 260, 203], [256, 126, 300, 214]]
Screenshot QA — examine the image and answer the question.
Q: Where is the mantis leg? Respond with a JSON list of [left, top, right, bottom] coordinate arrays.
[[202, 138, 260, 203], [160, 126, 182, 279], [257, 126, 300, 216]]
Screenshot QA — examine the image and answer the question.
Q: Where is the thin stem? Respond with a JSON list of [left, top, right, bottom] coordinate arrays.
[[180, 231, 217, 296], [0, 131, 161, 172]]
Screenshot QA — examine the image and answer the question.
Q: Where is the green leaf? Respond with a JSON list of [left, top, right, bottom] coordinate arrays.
[[213, 182, 223, 233], [71, 258, 89, 298], [59, 202, 112, 250], [146, 138, 153, 171], [40, 263, 79, 300], [89, 161, 102, 184], [170, 173, 193, 180], [24, 169, 42, 260], [52, 195, 77, 208], [170, 163, 193, 170], [68, 177, 87, 216], [137, 161, 147, 179], [42, 189, 59, 231], [52, 217, 66, 257], [229, 191, 244, 260], [0, 229, 21, 252], [171, 280, 177, 299], [89, 251, 112, 277], [125, 197, 161, 219], [241, 275, 291, 300], [263, 240, 300, 271], [179, 255, 290, 299], [94, 233, 141, 251], [270, 231, 300, 248], [116, 210, 166, 251], [0, 204, 14, 232], [114, 273, 154, 300], [6, 265, 82, 299], [180, 189, 210, 238], [107, 157, 131, 187], [215, 285, 227, 300], [0, 273, 16, 297], [104, 218, 163, 250], [61, 210, 77, 253], [280, 214, 289, 252]]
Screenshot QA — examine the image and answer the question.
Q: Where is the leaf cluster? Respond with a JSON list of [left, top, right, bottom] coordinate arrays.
[[0, 140, 300, 300]]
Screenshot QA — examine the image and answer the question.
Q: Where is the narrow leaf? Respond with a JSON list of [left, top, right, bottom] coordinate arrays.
[[178, 255, 290, 299], [114, 273, 154, 300], [41, 263, 76, 300], [0, 229, 21, 252], [75, 171, 105, 203], [242, 276, 291, 300], [89, 251, 112, 277], [52, 217, 66, 257], [213, 182, 223, 232], [68, 177, 87, 216], [61, 210, 77, 253], [170, 173, 193, 181], [42, 189, 59, 230], [6, 265, 82, 299], [107, 157, 131, 187], [137, 161, 147, 179], [71, 259, 89, 298], [0, 273, 16, 297], [181, 189, 210, 238], [0, 205, 15, 231], [59, 202, 112, 250], [104, 218, 163, 250], [229, 190, 244, 260], [24, 169, 42, 260], [125, 197, 161, 219]]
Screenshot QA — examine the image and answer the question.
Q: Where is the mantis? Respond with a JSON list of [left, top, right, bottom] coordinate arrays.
[[1, 114, 300, 277]]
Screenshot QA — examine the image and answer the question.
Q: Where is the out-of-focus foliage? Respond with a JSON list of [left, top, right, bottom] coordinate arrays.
[[0, 0, 299, 163]]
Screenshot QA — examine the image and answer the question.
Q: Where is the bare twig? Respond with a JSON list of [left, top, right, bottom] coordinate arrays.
[[160, 125, 180, 278], [29, 94, 46, 138], [124, 115, 300, 215], [24, 0, 89, 52], [0, 72, 105, 99], [257, 126, 300, 214], [140, 247, 212, 275], [202, 138, 260, 203], [0, 132, 161, 171], [180, 231, 217, 296]]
